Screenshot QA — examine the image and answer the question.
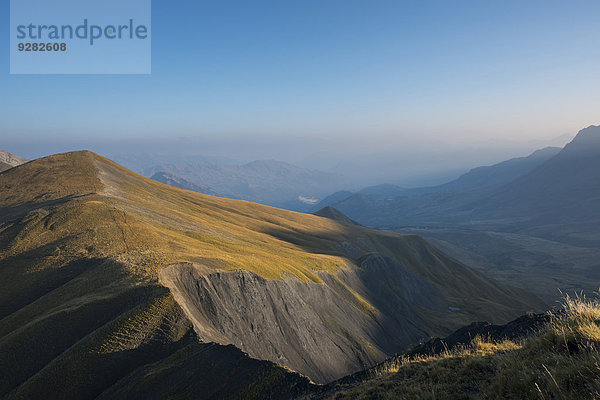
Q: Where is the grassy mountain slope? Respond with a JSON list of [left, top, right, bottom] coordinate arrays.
[[324, 295, 600, 399], [0, 151, 544, 397], [313, 206, 359, 226]]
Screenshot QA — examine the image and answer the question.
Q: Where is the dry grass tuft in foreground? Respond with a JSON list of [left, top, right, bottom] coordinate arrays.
[[330, 294, 600, 400]]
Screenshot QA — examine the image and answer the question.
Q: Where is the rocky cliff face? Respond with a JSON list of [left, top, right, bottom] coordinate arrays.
[[0, 150, 27, 172], [161, 258, 447, 383]]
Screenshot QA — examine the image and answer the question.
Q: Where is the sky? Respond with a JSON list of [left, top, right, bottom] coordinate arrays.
[[1, 0, 599, 166]]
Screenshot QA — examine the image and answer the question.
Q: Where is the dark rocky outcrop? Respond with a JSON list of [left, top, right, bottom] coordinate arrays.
[[406, 312, 551, 358]]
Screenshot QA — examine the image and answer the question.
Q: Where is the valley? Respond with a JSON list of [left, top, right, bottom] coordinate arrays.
[[326, 126, 600, 303]]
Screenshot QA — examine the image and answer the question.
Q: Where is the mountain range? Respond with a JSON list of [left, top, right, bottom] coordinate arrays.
[[109, 138, 569, 214], [310, 146, 561, 212], [139, 159, 347, 211], [0, 151, 544, 398], [326, 126, 600, 301]]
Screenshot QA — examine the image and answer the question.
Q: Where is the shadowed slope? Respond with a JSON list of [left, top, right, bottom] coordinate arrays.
[[314, 206, 359, 225]]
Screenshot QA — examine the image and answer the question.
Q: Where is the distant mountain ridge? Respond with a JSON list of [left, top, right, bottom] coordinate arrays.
[[435, 146, 561, 192], [330, 130, 597, 237], [462, 125, 600, 244], [353, 146, 561, 200], [142, 159, 347, 211], [150, 171, 222, 197], [324, 126, 600, 302], [310, 190, 354, 212]]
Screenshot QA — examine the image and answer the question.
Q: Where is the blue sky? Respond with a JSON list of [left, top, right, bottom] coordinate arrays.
[[1, 0, 599, 159]]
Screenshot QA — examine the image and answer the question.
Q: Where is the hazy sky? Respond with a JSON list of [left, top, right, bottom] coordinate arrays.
[[1, 0, 599, 161]]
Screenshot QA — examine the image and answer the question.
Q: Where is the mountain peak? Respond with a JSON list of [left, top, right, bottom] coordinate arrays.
[[314, 206, 359, 225], [561, 125, 600, 155], [0, 150, 105, 211]]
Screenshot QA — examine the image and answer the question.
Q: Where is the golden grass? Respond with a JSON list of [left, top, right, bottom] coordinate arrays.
[[0, 151, 359, 284], [95, 293, 188, 354], [331, 294, 600, 399], [92, 152, 370, 282]]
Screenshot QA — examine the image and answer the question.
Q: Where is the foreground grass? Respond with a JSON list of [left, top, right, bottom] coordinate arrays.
[[330, 295, 600, 399]]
